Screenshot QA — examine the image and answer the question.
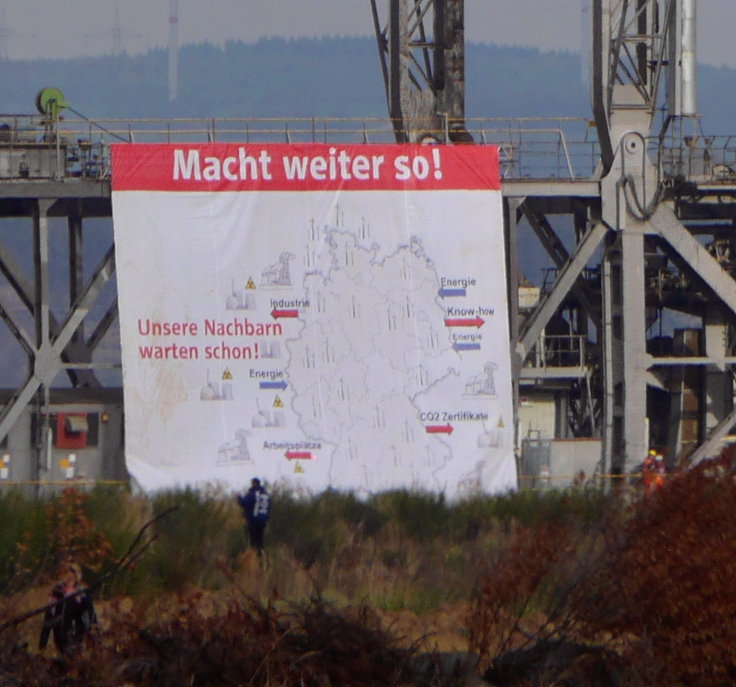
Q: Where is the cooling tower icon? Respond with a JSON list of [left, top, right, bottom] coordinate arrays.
[[217, 429, 253, 464]]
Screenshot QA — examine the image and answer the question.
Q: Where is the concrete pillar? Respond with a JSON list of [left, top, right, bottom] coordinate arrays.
[[704, 309, 732, 435]]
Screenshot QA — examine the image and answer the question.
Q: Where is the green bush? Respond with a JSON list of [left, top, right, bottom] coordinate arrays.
[[81, 484, 147, 597], [0, 490, 48, 590], [450, 486, 609, 535], [267, 489, 387, 568], [0, 483, 619, 611], [113, 487, 239, 595], [371, 490, 448, 541]]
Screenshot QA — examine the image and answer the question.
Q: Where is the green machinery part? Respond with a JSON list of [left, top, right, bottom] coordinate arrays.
[[35, 87, 68, 119]]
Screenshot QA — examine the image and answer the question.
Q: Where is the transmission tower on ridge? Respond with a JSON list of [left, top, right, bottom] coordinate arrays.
[[0, 7, 36, 61], [83, 7, 146, 62], [169, 0, 179, 102]]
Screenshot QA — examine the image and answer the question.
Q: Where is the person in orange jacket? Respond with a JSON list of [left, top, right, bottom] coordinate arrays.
[[642, 449, 666, 495]]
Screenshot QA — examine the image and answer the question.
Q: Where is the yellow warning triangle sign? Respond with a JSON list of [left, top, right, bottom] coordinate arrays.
[[497, 416, 505, 428], [273, 395, 284, 408], [222, 368, 233, 380], [294, 462, 304, 473], [245, 277, 256, 289]]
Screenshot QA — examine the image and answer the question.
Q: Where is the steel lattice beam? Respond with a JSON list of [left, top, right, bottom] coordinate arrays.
[[370, 0, 469, 143], [0, 204, 116, 449]]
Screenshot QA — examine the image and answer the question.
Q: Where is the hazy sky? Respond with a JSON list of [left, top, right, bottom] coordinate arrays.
[[1, 1, 734, 69]]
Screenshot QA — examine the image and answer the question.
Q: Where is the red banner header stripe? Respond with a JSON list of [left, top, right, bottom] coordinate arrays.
[[110, 143, 500, 192]]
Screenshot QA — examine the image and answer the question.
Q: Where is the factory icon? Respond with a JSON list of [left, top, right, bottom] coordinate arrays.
[[261, 251, 295, 287]]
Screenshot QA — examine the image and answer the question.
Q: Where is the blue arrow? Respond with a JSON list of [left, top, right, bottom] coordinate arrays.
[[259, 380, 288, 390], [438, 287, 466, 299], [453, 342, 481, 352]]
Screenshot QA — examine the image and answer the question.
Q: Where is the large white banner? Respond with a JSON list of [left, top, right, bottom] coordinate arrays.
[[111, 143, 515, 496]]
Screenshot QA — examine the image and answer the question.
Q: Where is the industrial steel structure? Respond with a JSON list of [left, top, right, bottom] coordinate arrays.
[[372, 0, 736, 480], [2, 0, 736, 488]]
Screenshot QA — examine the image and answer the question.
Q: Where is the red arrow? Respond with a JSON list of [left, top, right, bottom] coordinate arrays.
[[425, 424, 454, 435], [285, 450, 314, 460], [443, 316, 485, 328], [271, 309, 299, 319]]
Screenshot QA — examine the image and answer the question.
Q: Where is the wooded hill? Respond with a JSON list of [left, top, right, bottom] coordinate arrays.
[[1, 36, 734, 132]]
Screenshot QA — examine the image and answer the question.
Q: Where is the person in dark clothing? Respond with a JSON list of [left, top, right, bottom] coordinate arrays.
[[39, 563, 96, 655], [237, 477, 271, 558]]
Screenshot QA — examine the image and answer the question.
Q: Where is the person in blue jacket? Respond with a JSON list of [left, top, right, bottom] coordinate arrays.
[[237, 477, 271, 558]]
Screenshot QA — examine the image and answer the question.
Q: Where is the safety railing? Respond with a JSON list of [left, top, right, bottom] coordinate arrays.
[[540, 266, 601, 294], [468, 116, 600, 179], [5, 113, 736, 186], [0, 113, 602, 182], [0, 113, 109, 180], [525, 333, 589, 370], [653, 131, 736, 183]]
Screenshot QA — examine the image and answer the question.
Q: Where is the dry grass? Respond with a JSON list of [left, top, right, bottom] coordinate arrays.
[[0, 484, 620, 685]]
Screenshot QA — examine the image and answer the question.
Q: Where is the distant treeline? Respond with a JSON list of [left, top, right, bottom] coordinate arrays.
[[0, 36, 734, 131]]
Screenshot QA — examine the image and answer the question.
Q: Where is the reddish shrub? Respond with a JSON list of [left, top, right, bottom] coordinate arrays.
[[470, 448, 736, 686]]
